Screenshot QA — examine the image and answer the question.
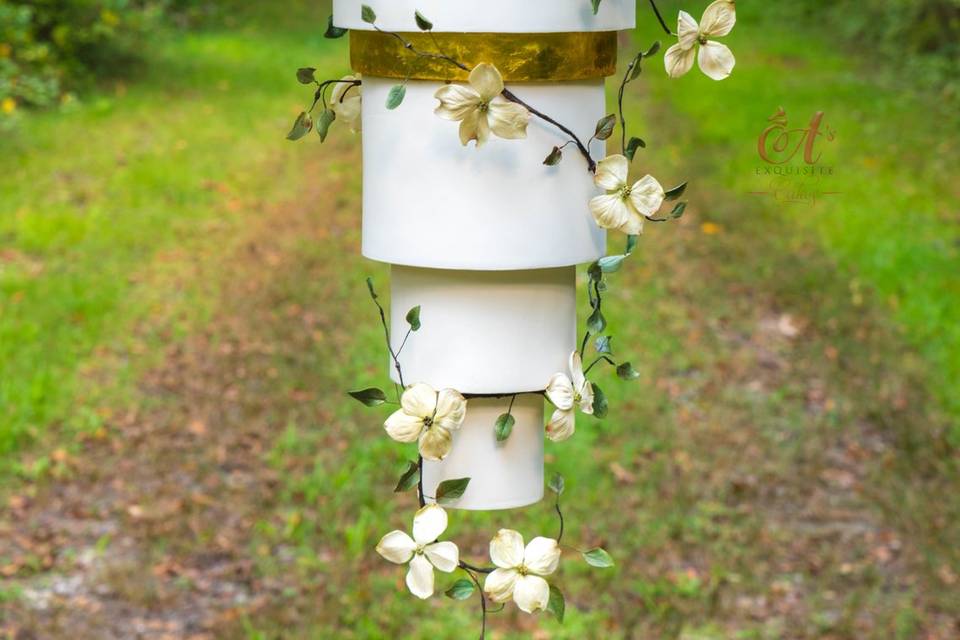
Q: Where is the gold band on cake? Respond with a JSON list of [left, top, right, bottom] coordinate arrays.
[[350, 31, 618, 82]]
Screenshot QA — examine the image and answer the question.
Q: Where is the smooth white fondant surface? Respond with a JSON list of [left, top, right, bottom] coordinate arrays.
[[362, 79, 606, 270], [422, 394, 544, 511], [390, 266, 576, 394], [333, 0, 635, 33]]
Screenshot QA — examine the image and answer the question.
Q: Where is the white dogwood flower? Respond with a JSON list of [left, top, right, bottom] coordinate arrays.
[[376, 504, 460, 599], [483, 530, 561, 613], [589, 154, 665, 236], [331, 74, 362, 132], [434, 63, 530, 147], [384, 383, 466, 461], [664, 0, 736, 80], [544, 351, 595, 442]]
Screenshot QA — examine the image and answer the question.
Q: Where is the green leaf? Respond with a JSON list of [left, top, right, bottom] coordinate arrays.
[[583, 547, 615, 568], [405, 305, 421, 331], [436, 477, 470, 505], [547, 585, 566, 622], [664, 181, 688, 200], [394, 460, 420, 492], [347, 387, 387, 407], [445, 578, 475, 600], [360, 4, 376, 23], [386, 84, 406, 110], [592, 383, 608, 418], [587, 307, 606, 334], [594, 335, 613, 354], [324, 15, 348, 38], [591, 0, 603, 16], [543, 146, 563, 166], [627, 52, 644, 82], [366, 277, 378, 300], [625, 137, 645, 161], [548, 472, 565, 495], [598, 254, 627, 273], [670, 201, 687, 219], [587, 261, 603, 282], [625, 234, 638, 254], [644, 40, 661, 58], [286, 111, 312, 141], [316, 109, 336, 142], [594, 113, 616, 141], [296, 67, 317, 84], [414, 10, 433, 31], [494, 413, 515, 442], [616, 362, 640, 380]]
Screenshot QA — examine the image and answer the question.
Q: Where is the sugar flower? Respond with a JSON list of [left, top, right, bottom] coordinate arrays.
[[434, 63, 530, 147], [545, 351, 595, 442], [376, 504, 460, 599], [664, 0, 736, 80], [589, 154, 665, 235], [331, 74, 362, 132], [483, 530, 561, 613], [384, 383, 466, 460]]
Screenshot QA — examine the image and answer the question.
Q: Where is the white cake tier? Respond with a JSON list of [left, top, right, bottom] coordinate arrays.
[[362, 78, 606, 270], [423, 394, 544, 510], [333, 0, 635, 33], [390, 265, 576, 394]]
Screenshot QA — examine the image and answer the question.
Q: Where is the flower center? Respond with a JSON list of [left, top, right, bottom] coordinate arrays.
[[423, 415, 434, 428], [517, 564, 529, 576], [618, 184, 632, 200], [478, 101, 490, 113], [698, 34, 708, 45], [415, 545, 425, 555], [574, 391, 582, 404]]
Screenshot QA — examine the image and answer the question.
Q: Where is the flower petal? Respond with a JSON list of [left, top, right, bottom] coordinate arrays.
[[569, 351, 586, 393], [401, 383, 437, 419], [375, 530, 416, 564], [384, 409, 423, 443], [545, 373, 575, 411], [483, 568, 519, 603], [434, 84, 481, 121], [489, 529, 524, 569], [513, 575, 550, 613], [523, 537, 561, 576], [435, 389, 467, 432], [424, 541, 459, 573], [590, 193, 632, 231], [699, 0, 736, 38], [487, 98, 530, 140], [412, 503, 448, 544], [545, 408, 575, 442], [468, 62, 505, 101], [406, 553, 435, 599], [459, 109, 481, 146], [677, 10, 700, 49], [418, 425, 452, 461], [473, 111, 491, 147], [629, 174, 665, 218], [664, 42, 696, 78], [331, 75, 362, 132], [594, 154, 628, 191], [618, 212, 644, 236], [698, 40, 736, 81], [578, 381, 595, 415]]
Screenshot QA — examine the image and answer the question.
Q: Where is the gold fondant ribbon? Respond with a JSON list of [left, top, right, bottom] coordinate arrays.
[[350, 31, 618, 82]]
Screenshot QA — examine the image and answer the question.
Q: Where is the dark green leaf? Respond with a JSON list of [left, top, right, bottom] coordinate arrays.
[[394, 460, 420, 493], [543, 146, 563, 166], [587, 307, 606, 334], [583, 547, 615, 568], [386, 84, 406, 110], [445, 578, 475, 600], [547, 585, 566, 622], [670, 201, 687, 219], [664, 181, 688, 200], [594, 113, 616, 141], [436, 477, 470, 505], [598, 254, 627, 273], [324, 15, 348, 38], [366, 277, 378, 300], [627, 52, 643, 82], [587, 261, 603, 282], [414, 11, 433, 31], [405, 305, 421, 331], [592, 383, 608, 418], [644, 40, 661, 58], [494, 413, 515, 442], [316, 109, 336, 142], [347, 387, 387, 407], [548, 472, 565, 495], [625, 234, 638, 254], [594, 335, 613, 354], [625, 136, 646, 161], [591, 0, 602, 16], [286, 111, 312, 141], [360, 4, 376, 23], [296, 67, 317, 84], [616, 362, 640, 380]]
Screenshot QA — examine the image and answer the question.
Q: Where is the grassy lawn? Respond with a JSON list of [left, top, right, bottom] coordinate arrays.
[[1, 2, 958, 639]]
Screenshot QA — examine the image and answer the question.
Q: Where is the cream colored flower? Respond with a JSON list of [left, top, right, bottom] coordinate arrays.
[[434, 63, 530, 147], [664, 0, 736, 80], [483, 530, 560, 613], [331, 74, 362, 132], [544, 351, 594, 442], [376, 504, 460, 599], [385, 383, 466, 460], [589, 154, 665, 235]]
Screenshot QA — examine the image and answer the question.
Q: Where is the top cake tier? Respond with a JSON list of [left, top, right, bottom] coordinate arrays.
[[332, 0, 636, 33]]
